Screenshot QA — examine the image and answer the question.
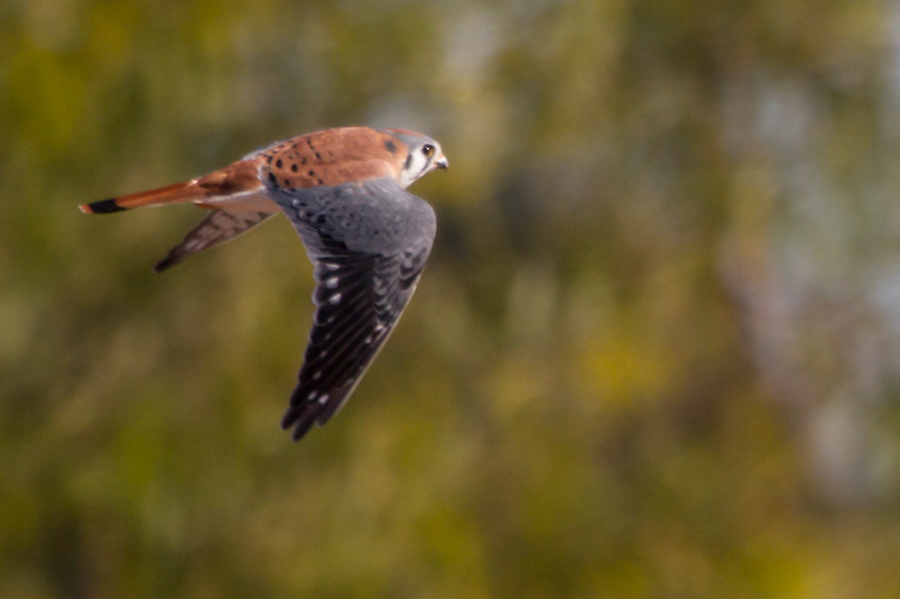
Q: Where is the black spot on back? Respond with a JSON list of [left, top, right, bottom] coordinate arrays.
[[276, 159, 283, 168], [291, 164, 298, 172], [384, 140, 397, 153]]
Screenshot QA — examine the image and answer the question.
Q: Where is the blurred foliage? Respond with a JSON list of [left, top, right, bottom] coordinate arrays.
[[3, 0, 900, 597]]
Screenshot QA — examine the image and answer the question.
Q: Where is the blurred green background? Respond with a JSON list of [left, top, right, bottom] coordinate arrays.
[[3, 0, 900, 597]]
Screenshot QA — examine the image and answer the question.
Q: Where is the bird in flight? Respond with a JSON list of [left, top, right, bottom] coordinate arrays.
[[81, 127, 447, 441]]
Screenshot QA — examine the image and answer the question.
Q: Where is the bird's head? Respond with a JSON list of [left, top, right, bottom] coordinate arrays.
[[386, 129, 448, 189]]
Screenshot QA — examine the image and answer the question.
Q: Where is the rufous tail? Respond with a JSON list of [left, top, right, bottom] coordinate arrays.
[[79, 159, 263, 215], [79, 181, 205, 214]]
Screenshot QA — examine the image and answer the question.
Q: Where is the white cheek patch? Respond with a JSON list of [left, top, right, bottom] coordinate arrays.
[[398, 151, 432, 189]]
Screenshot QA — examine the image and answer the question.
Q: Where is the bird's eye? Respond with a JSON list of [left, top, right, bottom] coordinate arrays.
[[422, 144, 435, 157]]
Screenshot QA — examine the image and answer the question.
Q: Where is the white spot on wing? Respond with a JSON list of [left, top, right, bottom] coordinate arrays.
[[318, 394, 329, 405], [329, 293, 342, 305], [325, 276, 339, 289]]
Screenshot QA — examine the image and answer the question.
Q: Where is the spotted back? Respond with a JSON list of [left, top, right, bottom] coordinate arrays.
[[255, 127, 411, 192]]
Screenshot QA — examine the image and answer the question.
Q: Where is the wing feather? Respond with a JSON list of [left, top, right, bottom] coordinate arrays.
[[154, 209, 274, 272], [265, 177, 436, 440]]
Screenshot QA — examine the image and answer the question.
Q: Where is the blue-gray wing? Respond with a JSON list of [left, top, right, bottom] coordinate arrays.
[[154, 209, 275, 273], [266, 177, 437, 440]]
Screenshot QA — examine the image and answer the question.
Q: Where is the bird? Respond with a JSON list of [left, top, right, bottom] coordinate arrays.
[[80, 126, 447, 441]]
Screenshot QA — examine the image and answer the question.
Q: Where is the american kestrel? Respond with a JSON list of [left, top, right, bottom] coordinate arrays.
[[80, 127, 447, 441]]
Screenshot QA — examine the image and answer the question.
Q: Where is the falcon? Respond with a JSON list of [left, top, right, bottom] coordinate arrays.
[[80, 127, 447, 441]]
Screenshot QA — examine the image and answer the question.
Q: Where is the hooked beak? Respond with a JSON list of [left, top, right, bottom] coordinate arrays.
[[435, 154, 449, 171]]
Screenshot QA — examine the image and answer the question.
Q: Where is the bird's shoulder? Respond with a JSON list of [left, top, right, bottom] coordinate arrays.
[[247, 127, 409, 190]]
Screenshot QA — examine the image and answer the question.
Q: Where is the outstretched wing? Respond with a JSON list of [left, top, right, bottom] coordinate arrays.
[[266, 177, 437, 441], [154, 209, 275, 273]]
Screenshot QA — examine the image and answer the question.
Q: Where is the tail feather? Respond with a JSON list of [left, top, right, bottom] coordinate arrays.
[[79, 181, 203, 214], [80, 198, 128, 214], [79, 159, 263, 215]]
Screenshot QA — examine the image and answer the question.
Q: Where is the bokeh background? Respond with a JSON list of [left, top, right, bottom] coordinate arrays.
[[4, 0, 900, 597]]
